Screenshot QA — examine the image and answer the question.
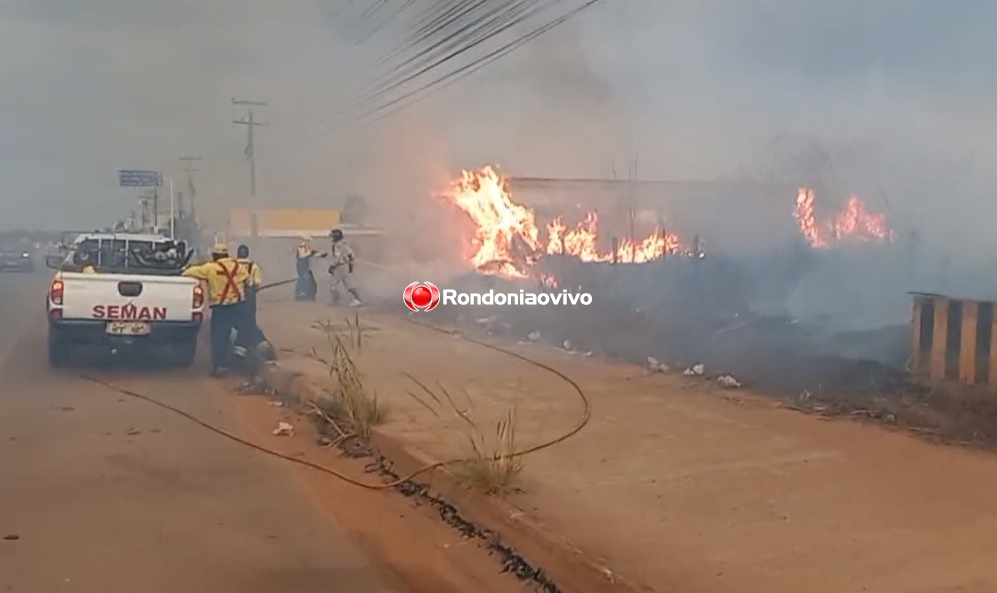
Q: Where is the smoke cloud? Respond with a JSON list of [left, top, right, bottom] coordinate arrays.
[[2, 1, 996, 308]]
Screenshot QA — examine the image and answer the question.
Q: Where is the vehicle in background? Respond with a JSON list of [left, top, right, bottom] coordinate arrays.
[[45, 232, 204, 368], [0, 240, 35, 272]]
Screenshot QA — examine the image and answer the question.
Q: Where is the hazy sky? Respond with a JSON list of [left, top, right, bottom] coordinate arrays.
[[1, 0, 996, 235]]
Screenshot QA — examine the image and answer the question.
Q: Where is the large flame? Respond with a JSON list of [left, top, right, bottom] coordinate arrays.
[[794, 187, 893, 248], [442, 166, 692, 278]]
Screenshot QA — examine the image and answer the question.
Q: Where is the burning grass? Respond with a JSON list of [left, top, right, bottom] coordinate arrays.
[[406, 374, 523, 497]]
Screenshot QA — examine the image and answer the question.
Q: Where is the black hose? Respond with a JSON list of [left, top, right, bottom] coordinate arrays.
[[258, 278, 297, 292]]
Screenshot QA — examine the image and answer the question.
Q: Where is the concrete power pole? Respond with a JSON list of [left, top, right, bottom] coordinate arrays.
[[179, 156, 201, 219], [232, 99, 267, 198]]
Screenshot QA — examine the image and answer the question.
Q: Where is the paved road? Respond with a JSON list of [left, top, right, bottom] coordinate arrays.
[[0, 270, 404, 592]]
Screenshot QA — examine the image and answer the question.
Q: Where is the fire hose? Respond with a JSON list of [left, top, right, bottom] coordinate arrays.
[[81, 275, 591, 491], [257, 278, 297, 292]]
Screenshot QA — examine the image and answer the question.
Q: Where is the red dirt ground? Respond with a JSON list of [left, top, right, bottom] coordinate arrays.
[[261, 300, 997, 593]]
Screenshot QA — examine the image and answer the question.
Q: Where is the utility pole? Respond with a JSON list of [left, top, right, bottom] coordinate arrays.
[[232, 99, 267, 197], [138, 194, 151, 229], [151, 188, 159, 230], [179, 156, 201, 219]]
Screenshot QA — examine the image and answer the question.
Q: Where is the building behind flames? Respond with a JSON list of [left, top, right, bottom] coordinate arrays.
[[508, 177, 798, 256]]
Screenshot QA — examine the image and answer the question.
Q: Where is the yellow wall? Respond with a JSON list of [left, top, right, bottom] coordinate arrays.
[[230, 208, 341, 236]]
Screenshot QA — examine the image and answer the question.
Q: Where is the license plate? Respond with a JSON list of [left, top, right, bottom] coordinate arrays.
[[106, 321, 150, 336]]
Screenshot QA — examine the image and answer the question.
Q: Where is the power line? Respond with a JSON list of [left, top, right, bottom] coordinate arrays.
[[369, 0, 554, 94], [365, 0, 544, 97], [380, 0, 491, 70], [353, 0, 424, 45], [316, 0, 605, 134], [306, 0, 574, 138]]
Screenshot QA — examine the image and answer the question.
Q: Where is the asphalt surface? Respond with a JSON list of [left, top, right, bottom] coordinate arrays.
[[0, 270, 403, 592]]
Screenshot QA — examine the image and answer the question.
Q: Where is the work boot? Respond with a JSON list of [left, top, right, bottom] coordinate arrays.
[[254, 341, 276, 362], [212, 367, 229, 378], [349, 290, 363, 307]]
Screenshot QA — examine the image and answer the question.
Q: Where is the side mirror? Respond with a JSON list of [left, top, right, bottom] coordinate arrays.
[[45, 254, 64, 270]]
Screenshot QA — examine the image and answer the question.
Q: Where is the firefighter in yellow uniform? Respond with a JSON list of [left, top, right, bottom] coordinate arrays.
[[182, 243, 248, 376], [295, 235, 325, 301], [234, 244, 265, 358]]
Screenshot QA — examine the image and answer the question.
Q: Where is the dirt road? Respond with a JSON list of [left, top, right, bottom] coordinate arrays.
[[0, 272, 518, 593], [263, 301, 997, 593]]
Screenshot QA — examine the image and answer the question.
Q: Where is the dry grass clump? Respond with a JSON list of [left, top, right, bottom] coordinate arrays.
[[407, 375, 523, 496], [450, 409, 523, 496], [310, 315, 385, 441]]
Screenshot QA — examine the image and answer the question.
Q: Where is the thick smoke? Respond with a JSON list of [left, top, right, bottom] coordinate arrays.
[[4, 1, 997, 358]]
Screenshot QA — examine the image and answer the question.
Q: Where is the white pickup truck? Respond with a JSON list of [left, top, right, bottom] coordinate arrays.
[[45, 232, 205, 367]]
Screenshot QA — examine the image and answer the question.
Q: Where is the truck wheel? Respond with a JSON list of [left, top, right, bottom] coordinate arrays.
[[48, 335, 68, 368]]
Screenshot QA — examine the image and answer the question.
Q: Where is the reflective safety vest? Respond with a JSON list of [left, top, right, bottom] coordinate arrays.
[[237, 258, 262, 289], [215, 260, 242, 305], [182, 258, 247, 306]]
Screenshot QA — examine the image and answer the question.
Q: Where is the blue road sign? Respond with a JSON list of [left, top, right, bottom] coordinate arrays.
[[118, 170, 162, 187]]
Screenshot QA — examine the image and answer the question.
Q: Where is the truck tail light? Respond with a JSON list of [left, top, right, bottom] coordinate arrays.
[[50, 279, 64, 306], [192, 284, 204, 309]]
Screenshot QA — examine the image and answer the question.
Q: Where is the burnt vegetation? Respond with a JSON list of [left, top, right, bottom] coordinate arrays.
[[385, 240, 997, 449]]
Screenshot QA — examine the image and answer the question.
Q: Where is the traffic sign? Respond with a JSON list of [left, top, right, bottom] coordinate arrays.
[[118, 170, 162, 187]]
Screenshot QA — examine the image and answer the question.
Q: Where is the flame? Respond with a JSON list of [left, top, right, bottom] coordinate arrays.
[[794, 187, 894, 249], [443, 166, 693, 278]]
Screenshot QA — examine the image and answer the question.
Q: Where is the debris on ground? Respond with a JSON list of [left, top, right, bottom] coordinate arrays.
[[527, 331, 541, 342], [238, 377, 273, 396], [683, 363, 706, 376], [268, 400, 285, 407], [646, 356, 668, 372], [272, 421, 294, 436], [562, 339, 573, 351], [717, 374, 742, 388]]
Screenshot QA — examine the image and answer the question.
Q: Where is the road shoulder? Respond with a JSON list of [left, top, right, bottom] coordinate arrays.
[[259, 300, 997, 593]]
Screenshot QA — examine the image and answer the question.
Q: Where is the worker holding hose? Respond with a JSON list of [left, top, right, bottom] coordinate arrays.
[[294, 235, 325, 301], [327, 228, 363, 307], [233, 244, 266, 359], [182, 243, 249, 377]]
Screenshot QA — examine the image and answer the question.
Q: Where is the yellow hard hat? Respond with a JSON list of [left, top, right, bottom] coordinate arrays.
[[211, 243, 229, 255], [300, 234, 312, 243]]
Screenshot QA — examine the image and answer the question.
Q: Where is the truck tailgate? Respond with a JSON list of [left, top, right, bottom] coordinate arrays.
[[58, 273, 199, 322]]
